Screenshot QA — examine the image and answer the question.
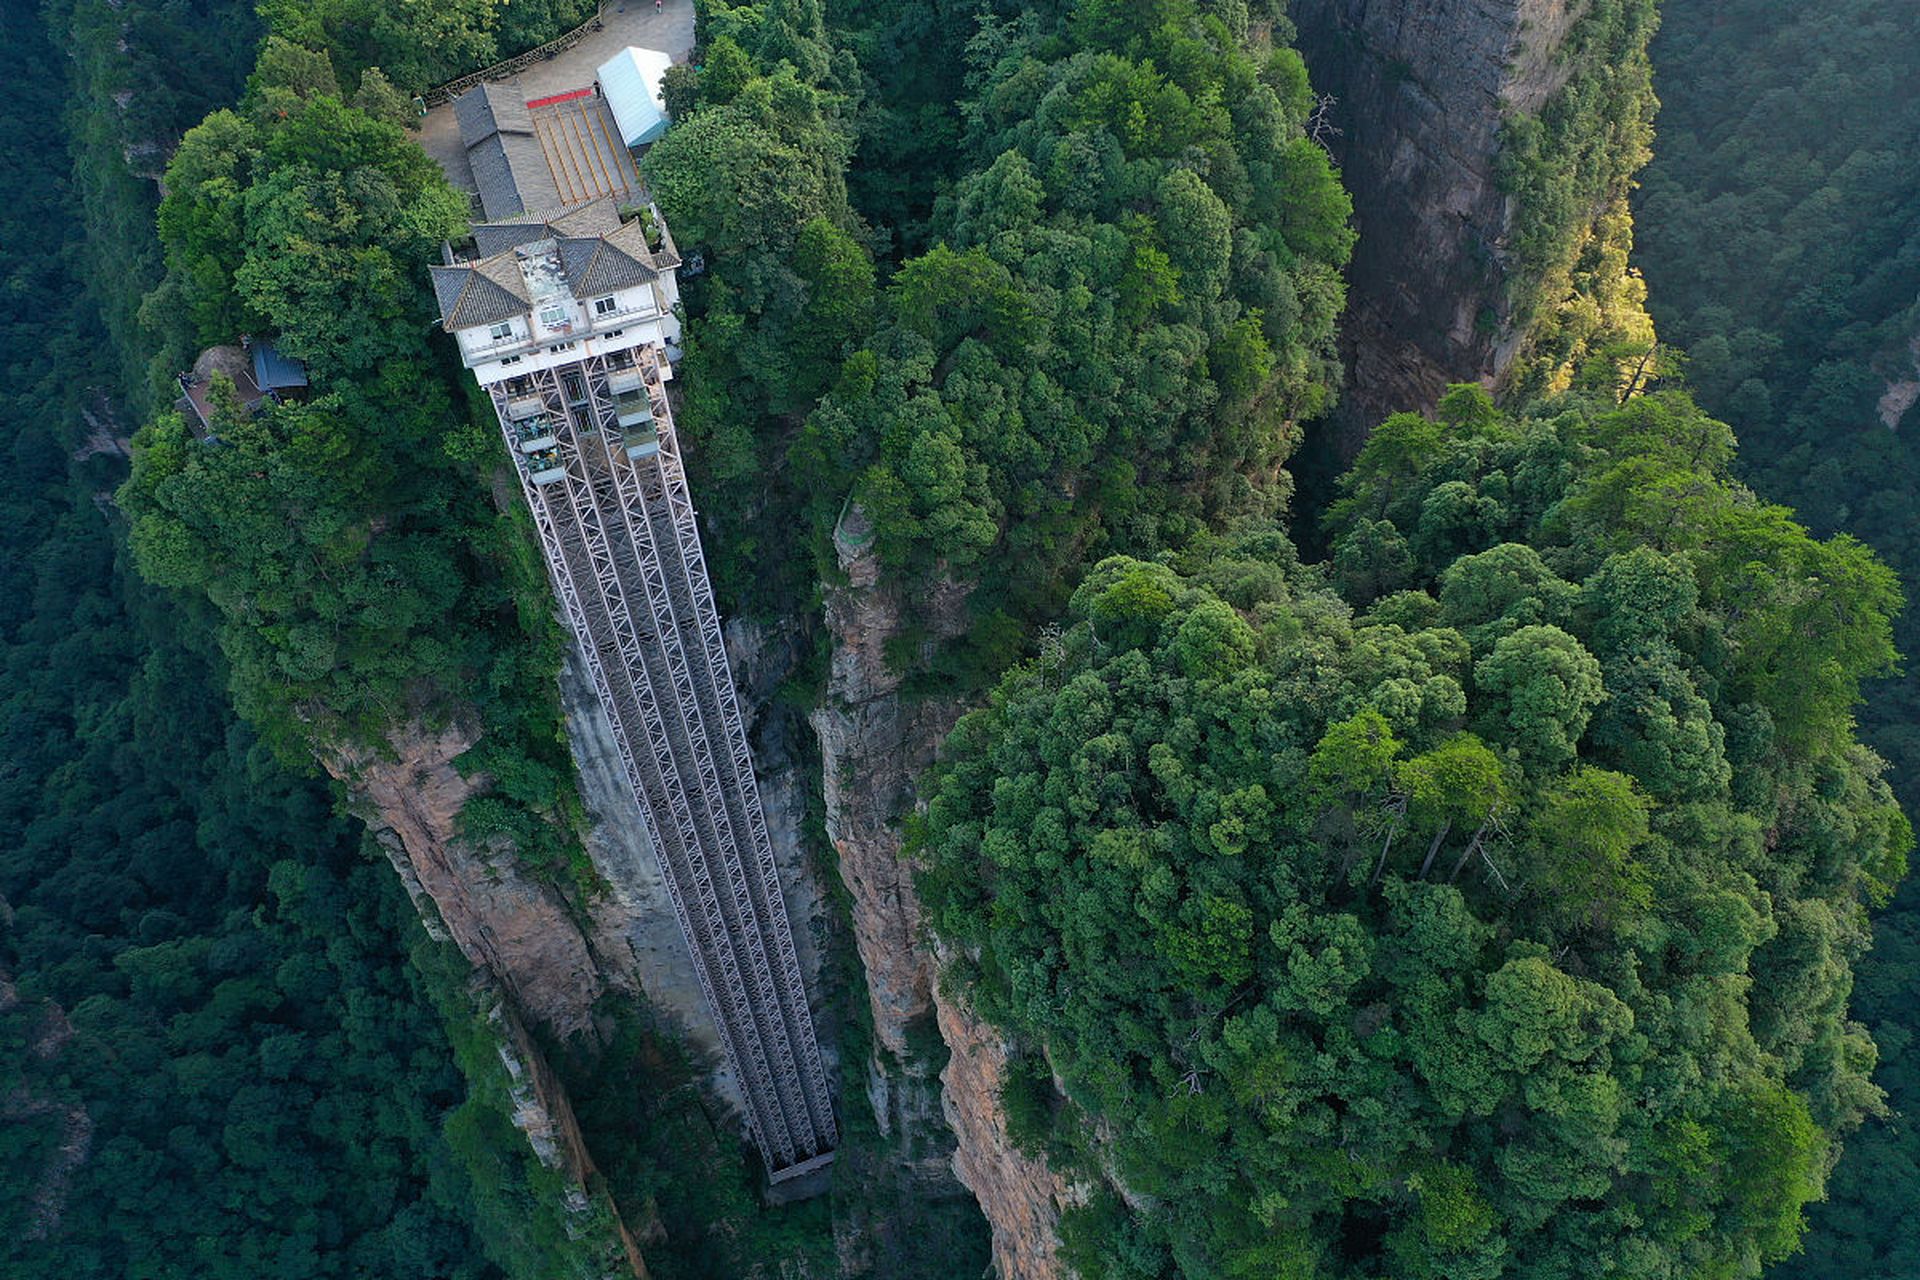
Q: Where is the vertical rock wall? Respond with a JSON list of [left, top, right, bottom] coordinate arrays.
[[810, 520, 961, 1063], [1292, 0, 1589, 439], [811, 506, 1064, 1273], [934, 987, 1071, 1280], [326, 724, 620, 1040], [324, 723, 649, 1278]]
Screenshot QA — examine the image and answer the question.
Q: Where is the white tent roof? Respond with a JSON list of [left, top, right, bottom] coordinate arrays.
[[596, 46, 673, 146]]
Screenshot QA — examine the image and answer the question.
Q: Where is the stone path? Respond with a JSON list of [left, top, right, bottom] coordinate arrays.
[[418, 0, 695, 201]]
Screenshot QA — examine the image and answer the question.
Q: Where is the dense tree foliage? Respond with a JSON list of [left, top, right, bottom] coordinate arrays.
[[257, 0, 602, 89], [1637, 0, 1920, 782], [918, 388, 1907, 1278], [650, 0, 1352, 674], [798, 0, 1353, 616], [116, 43, 601, 903], [0, 9, 568, 1271], [37, 0, 1918, 1273], [1634, 3, 1920, 1273], [1494, 0, 1660, 401]]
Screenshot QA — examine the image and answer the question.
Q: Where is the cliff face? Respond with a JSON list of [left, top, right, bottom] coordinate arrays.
[[1292, 0, 1589, 438], [934, 986, 1070, 1280], [324, 722, 618, 1040], [810, 517, 963, 1065], [323, 722, 648, 1277], [812, 508, 1063, 1267], [558, 649, 728, 1063]]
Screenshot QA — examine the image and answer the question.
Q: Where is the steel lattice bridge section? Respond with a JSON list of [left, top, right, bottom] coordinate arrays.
[[490, 346, 836, 1180]]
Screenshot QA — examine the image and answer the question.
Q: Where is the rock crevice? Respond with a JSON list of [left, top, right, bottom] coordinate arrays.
[[1293, 0, 1590, 438]]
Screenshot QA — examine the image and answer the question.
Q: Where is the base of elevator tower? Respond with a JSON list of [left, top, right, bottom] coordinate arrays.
[[765, 1150, 836, 1201]]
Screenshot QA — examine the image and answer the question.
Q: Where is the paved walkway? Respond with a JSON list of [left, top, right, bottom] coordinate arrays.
[[419, 0, 695, 203]]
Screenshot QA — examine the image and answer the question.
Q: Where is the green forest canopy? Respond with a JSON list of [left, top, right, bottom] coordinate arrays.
[[0, 6, 518, 1272], [1635, 2, 1920, 1273], [647, 0, 1353, 681], [919, 388, 1908, 1279], [26, 0, 1920, 1274]]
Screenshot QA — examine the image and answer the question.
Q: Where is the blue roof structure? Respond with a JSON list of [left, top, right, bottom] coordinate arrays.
[[596, 47, 673, 146], [251, 340, 308, 391]]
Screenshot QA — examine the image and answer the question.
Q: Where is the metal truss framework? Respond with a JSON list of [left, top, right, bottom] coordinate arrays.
[[490, 347, 836, 1179]]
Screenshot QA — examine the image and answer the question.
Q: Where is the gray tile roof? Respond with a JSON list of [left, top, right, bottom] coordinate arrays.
[[557, 234, 657, 296], [548, 198, 623, 238], [466, 132, 564, 222], [455, 83, 564, 221], [437, 201, 682, 334], [430, 258, 531, 332], [472, 220, 556, 258], [454, 83, 533, 144]]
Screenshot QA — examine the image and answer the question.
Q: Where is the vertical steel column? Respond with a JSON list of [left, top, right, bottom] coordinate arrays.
[[574, 360, 823, 1153], [491, 368, 794, 1165]]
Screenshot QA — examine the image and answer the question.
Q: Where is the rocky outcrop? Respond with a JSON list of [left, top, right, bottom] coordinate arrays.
[[325, 721, 617, 1041], [1877, 336, 1920, 430], [324, 720, 649, 1276], [811, 508, 1060, 1260], [810, 508, 970, 1064], [483, 985, 654, 1280], [935, 985, 1071, 1280], [1292, 0, 1592, 440]]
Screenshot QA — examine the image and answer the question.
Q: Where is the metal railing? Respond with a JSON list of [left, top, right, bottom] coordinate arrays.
[[422, 3, 608, 107]]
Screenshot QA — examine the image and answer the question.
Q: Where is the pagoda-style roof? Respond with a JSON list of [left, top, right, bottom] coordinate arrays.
[[430, 254, 533, 330], [433, 199, 682, 333]]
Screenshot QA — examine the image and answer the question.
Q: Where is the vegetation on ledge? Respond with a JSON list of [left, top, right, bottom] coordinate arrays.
[[1495, 0, 1660, 402], [648, 0, 1352, 685], [918, 388, 1907, 1279]]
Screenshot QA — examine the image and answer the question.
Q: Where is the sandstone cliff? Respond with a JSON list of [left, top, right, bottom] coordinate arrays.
[[324, 722, 649, 1278], [812, 506, 1063, 1271], [811, 511, 962, 1065], [325, 722, 619, 1040], [935, 986, 1071, 1280], [1292, 0, 1652, 443]]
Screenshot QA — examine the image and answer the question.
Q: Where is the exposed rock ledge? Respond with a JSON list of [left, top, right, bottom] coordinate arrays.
[[812, 506, 1066, 1265], [935, 984, 1071, 1280], [323, 722, 647, 1278], [324, 721, 616, 1040]]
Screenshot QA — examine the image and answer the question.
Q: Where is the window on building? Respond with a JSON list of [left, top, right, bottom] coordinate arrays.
[[488, 321, 514, 340], [539, 305, 569, 329], [498, 355, 522, 366], [593, 295, 618, 316]]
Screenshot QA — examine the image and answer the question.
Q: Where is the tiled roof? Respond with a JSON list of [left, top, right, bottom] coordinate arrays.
[[547, 198, 623, 238], [454, 83, 533, 143], [471, 221, 556, 258], [438, 203, 682, 333], [430, 258, 531, 331], [467, 132, 564, 222], [455, 83, 563, 221], [557, 234, 657, 296]]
